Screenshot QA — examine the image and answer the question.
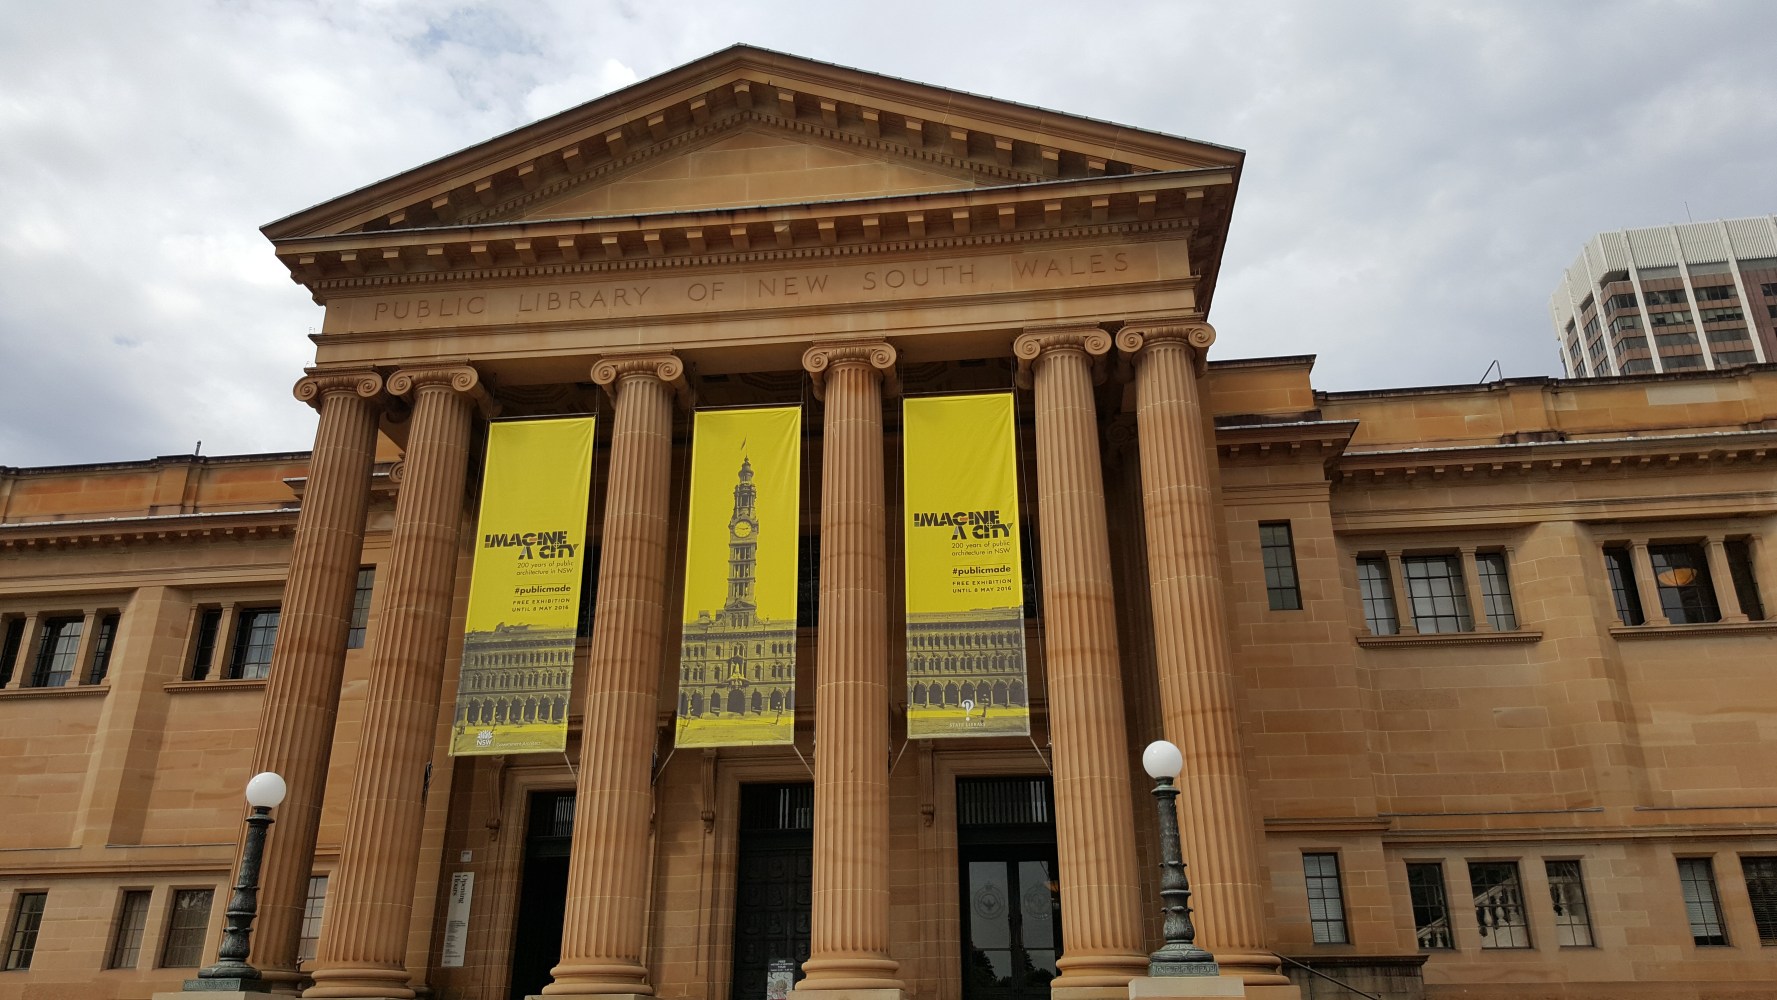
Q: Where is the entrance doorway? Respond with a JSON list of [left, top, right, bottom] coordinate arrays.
[[731, 783, 814, 1000], [957, 777, 1060, 1000], [509, 791, 574, 1000]]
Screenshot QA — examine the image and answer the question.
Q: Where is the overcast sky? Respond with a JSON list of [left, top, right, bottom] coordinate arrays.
[[2, 0, 1773, 468]]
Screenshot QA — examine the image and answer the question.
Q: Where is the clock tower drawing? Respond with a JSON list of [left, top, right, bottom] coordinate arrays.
[[677, 452, 796, 733], [725, 456, 758, 626]]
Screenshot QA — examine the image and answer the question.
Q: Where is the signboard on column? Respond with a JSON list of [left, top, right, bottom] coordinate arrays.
[[674, 405, 803, 748], [902, 393, 1030, 738], [449, 416, 596, 756]]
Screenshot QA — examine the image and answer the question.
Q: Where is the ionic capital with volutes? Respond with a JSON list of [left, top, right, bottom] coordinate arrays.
[[387, 364, 500, 418], [1013, 324, 1112, 388], [802, 338, 897, 400], [1115, 320, 1216, 375], [292, 369, 385, 408], [589, 351, 691, 407]]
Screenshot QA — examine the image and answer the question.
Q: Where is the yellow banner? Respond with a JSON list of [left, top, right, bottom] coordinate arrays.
[[903, 394, 1029, 738], [675, 406, 802, 747], [449, 417, 595, 756]]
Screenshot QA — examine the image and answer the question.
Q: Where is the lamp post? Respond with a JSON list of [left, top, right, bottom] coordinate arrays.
[[189, 771, 286, 992], [1141, 740, 1219, 977]]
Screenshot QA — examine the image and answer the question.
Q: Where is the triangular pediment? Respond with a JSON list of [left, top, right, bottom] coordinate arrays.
[[263, 45, 1243, 241], [503, 122, 987, 221]]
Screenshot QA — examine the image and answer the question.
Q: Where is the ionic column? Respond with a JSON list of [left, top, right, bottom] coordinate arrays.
[[792, 340, 903, 997], [545, 353, 686, 998], [306, 366, 492, 1000], [1012, 327, 1147, 994], [1117, 322, 1291, 987], [248, 370, 384, 990]]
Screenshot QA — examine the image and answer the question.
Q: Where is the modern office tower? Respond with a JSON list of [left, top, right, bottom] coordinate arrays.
[[1550, 216, 1777, 377]]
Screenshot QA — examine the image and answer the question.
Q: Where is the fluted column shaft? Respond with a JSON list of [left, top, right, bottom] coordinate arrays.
[[307, 366, 488, 1000], [249, 371, 384, 990], [545, 353, 684, 997], [1013, 328, 1147, 992], [1119, 323, 1289, 986], [795, 341, 902, 994]]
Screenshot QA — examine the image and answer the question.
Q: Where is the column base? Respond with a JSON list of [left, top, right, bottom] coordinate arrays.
[[530, 994, 653, 1000], [1129, 977, 1247, 998], [155, 992, 280, 1000], [786, 990, 903, 1000]]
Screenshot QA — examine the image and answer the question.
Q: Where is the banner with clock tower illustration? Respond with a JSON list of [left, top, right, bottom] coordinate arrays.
[[903, 393, 1029, 738], [675, 405, 802, 748]]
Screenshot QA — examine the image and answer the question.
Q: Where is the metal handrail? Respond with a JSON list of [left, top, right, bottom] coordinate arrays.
[[1274, 953, 1385, 1000]]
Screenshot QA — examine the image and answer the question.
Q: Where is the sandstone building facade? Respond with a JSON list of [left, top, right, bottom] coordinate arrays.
[[2, 47, 1775, 1000]]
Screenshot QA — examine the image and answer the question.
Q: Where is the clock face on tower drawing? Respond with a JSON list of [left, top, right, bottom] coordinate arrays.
[[733, 520, 754, 538]]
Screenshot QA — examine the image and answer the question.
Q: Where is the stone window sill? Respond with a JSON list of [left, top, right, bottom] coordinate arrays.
[[0, 684, 109, 699], [1609, 620, 1777, 639], [1357, 630, 1542, 648], [163, 678, 270, 693]]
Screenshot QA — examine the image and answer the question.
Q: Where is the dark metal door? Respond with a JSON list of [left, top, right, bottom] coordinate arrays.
[[957, 778, 1061, 1000], [731, 784, 813, 1000], [510, 792, 574, 1000]]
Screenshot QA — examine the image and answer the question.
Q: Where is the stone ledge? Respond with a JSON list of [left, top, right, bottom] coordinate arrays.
[[163, 678, 271, 693], [0, 684, 109, 699], [1609, 620, 1777, 639], [1356, 629, 1542, 648]]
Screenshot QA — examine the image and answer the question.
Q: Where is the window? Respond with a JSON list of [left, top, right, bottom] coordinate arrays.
[[1475, 552, 1518, 631], [1764, 283, 1777, 298], [1715, 351, 1759, 366], [1621, 358, 1656, 374], [189, 608, 222, 680], [1610, 314, 1641, 333], [0, 619, 24, 687], [160, 888, 213, 967], [1545, 860, 1594, 947], [1468, 861, 1531, 949], [3, 892, 46, 970], [1649, 544, 1720, 624], [1768, 304, 1777, 321], [1650, 312, 1694, 329], [1700, 307, 1745, 324], [30, 617, 84, 688], [1742, 856, 1777, 946], [1706, 326, 1751, 345], [1406, 862, 1453, 949], [1678, 858, 1728, 946], [86, 613, 120, 685], [107, 890, 151, 969], [1664, 354, 1706, 370], [1260, 522, 1302, 611], [1303, 853, 1349, 944], [1616, 334, 1649, 352], [797, 534, 821, 627], [347, 569, 374, 649], [1725, 540, 1765, 620], [1646, 288, 1689, 306], [298, 875, 328, 962], [1356, 557, 1399, 635], [1693, 284, 1736, 302], [575, 544, 603, 638], [1602, 546, 1645, 625], [225, 608, 280, 680], [1607, 292, 1639, 312], [1402, 555, 1473, 634]]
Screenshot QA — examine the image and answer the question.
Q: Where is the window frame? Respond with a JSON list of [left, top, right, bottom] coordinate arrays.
[[1259, 521, 1303, 612], [1401, 554, 1474, 634], [4, 891, 47, 971], [1678, 857, 1730, 947], [106, 889, 153, 970], [1468, 860, 1532, 950], [1545, 859, 1595, 948], [1648, 543, 1720, 624], [159, 887, 214, 968], [1302, 852, 1350, 945], [298, 874, 329, 964], [224, 607, 281, 681], [30, 616, 85, 688], [346, 568, 375, 650], [1355, 556, 1399, 636], [1405, 862, 1454, 950], [1741, 855, 1777, 947]]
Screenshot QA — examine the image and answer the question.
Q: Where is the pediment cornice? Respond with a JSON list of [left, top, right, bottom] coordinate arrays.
[[263, 45, 1243, 244], [276, 168, 1237, 305]]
